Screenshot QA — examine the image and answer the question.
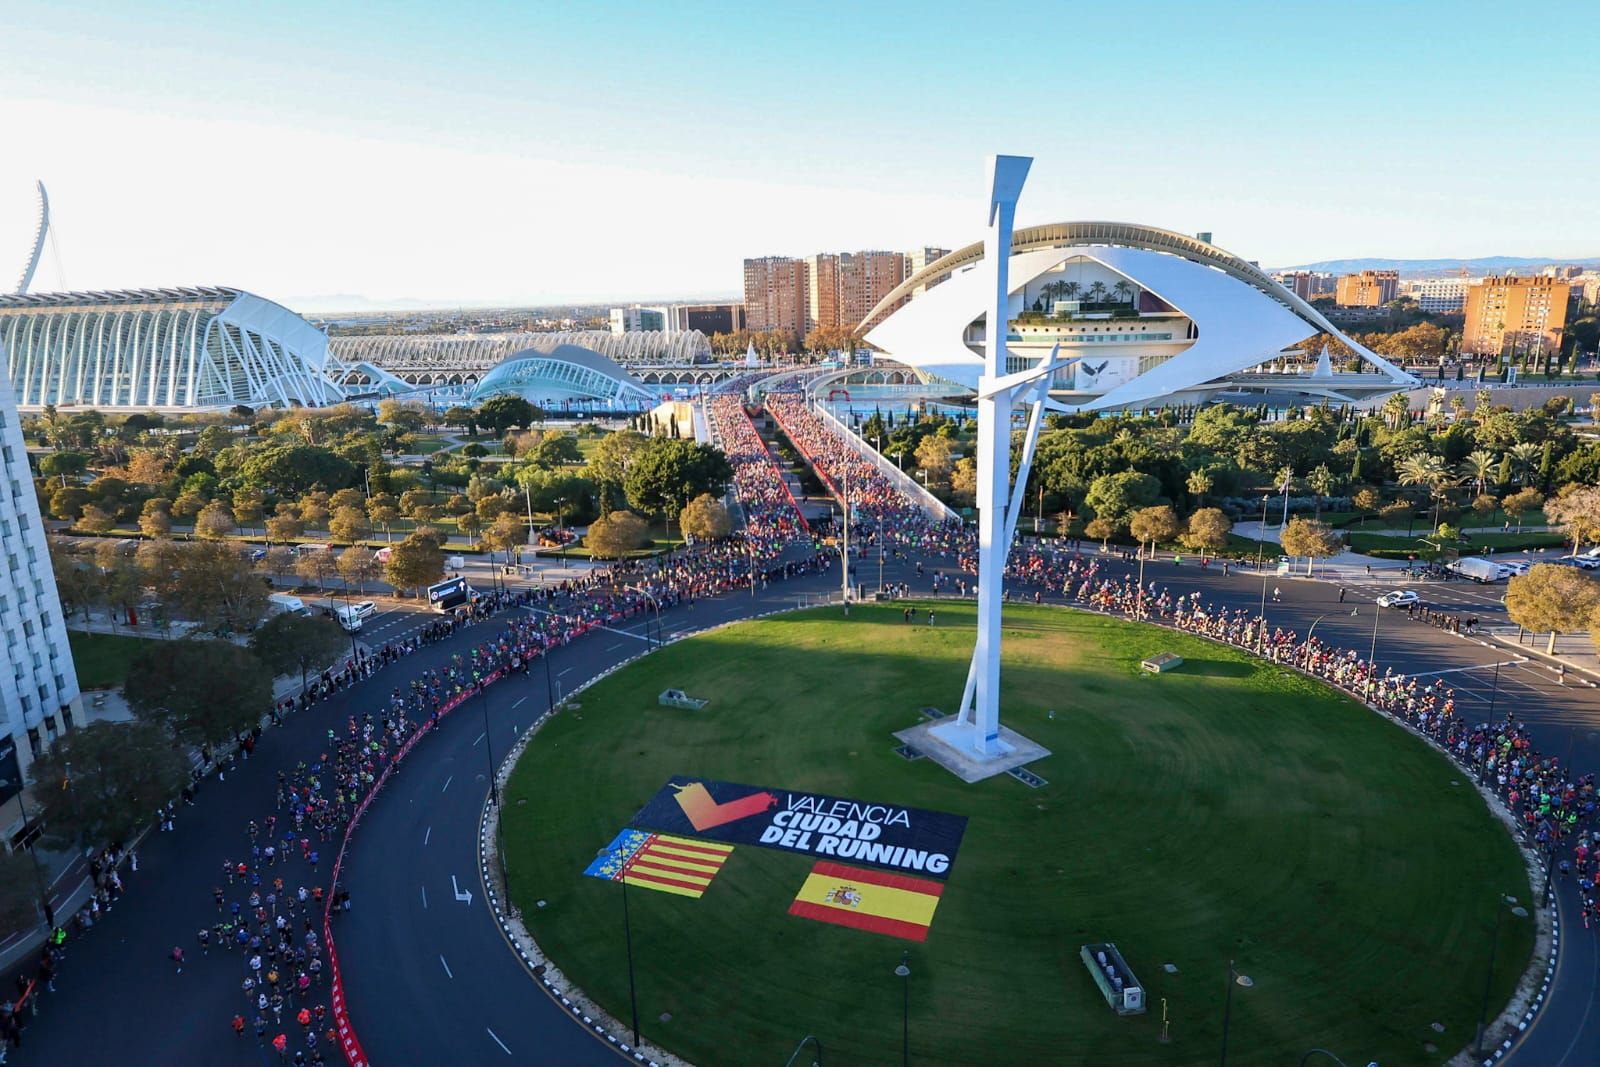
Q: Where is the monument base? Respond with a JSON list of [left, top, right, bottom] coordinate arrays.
[[894, 717, 1050, 784]]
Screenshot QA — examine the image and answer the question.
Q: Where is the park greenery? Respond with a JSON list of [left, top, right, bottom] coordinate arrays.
[[505, 604, 1532, 1067]]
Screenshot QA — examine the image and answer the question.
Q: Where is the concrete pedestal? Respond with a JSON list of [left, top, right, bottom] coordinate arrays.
[[893, 718, 1050, 784]]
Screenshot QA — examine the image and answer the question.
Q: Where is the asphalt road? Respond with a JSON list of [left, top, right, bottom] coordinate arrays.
[[15, 548, 1600, 1066]]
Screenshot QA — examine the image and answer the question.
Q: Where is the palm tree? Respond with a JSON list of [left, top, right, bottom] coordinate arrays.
[[1381, 391, 1409, 429], [1061, 281, 1081, 304], [1460, 450, 1497, 495], [1186, 469, 1212, 508], [1112, 280, 1133, 304], [1507, 442, 1542, 485], [1088, 281, 1107, 305]]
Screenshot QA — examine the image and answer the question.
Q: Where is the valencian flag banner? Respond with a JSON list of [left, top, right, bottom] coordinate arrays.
[[788, 860, 945, 942], [630, 776, 968, 880], [584, 828, 734, 899]]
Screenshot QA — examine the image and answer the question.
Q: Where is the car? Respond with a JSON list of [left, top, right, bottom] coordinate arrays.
[[1377, 590, 1420, 608], [1568, 555, 1600, 571], [249, 548, 268, 562], [1501, 560, 1531, 576]]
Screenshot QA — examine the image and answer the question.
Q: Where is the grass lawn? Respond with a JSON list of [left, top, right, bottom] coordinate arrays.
[[1348, 529, 1566, 558], [405, 434, 452, 455], [67, 630, 161, 689], [502, 603, 1532, 1067], [1339, 508, 1547, 533]]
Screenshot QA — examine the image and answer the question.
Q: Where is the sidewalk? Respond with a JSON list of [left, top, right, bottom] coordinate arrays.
[[1486, 626, 1600, 687]]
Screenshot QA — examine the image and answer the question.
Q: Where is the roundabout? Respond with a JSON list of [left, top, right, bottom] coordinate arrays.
[[500, 602, 1535, 1067]]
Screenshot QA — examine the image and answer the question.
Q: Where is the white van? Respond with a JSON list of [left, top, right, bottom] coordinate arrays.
[[334, 605, 364, 632], [445, 555, 466, 570], [297, 543, 333, 557], [267, 593, 311, 617]]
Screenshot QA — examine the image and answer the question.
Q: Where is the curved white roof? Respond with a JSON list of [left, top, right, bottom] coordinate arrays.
[[862, 221, 1418, 411]]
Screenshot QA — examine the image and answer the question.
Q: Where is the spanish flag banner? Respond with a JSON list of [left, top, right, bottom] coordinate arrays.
[[787, 860, 945, 942], [584, 829, 734, 899]]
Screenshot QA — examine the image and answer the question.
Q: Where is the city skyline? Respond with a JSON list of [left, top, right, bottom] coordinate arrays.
[[3, 0, 1598, 309]]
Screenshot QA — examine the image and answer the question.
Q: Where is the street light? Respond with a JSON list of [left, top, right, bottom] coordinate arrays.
[[478, 684, 499, 808], [1475, 894, 1529, 1058], [596, 845, 642, 1049], [1365, 604, 1382, 702], [1301, 609, 1359, 667], [1219, 960, 1252, 1067], [783, 1035, 824, 1067], [0, 779, 53, 929], [1256, 492, 1272, 652], [894, 952, 911, 1067]]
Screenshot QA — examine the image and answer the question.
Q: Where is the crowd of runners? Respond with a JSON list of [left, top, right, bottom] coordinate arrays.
[[705, 395, 809, 559]]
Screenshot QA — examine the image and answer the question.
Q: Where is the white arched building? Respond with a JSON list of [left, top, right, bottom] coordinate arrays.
[[0, 287, 349, 410], [861, 222, 1419, 410]]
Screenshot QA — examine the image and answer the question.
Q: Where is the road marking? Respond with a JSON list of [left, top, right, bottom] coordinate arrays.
[[558, 667, 573, 677], [441, 776, 452, 793], [421, 886, 428, 908], [1399, 659, 1524, 679], [487, 1028, 512, 1055], [608, 642, 625, 652], [452, 875, 472, 904], [473, 732, 485, 746], [511, 696, 526, 708], [439, 955, 453, 979], [424, 826, 431, 846]]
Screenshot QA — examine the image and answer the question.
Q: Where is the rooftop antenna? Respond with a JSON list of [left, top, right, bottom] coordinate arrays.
[[14, 180, 49, 295]]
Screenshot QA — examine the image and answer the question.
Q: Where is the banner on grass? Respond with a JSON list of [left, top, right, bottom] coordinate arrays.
[[630, 776, 967, 879], [788, 860, 945, 942], [584, 828, 733, 898]]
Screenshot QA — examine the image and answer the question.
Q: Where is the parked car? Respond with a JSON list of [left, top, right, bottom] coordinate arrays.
[[1568, 555, 1600, 571], [1501, 560, 1531, 576], [249, 548, 268, 562], [1377, 590, 1420, 608]]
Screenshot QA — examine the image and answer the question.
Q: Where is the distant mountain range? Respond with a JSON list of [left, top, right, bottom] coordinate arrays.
[[1271, 256, 1600, 277]]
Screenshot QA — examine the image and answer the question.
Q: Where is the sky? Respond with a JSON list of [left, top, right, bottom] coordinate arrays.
[[1, 0, 1595, 309]]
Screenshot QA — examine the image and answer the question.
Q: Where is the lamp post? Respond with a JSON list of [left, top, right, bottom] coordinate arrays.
[[1219, 961, 1252, 1067], [783, 1035, 824, 1067], [1256, 493, 1271, 652], [478, 684, 498, 808], [1475, 894, 1529, 1058], [1365, 603, 1382, 702], [0, 780, 53, 928], [1301, 609, 1358, 668], [894, 952, 911, 1067], [597, 846, 642, 1049]]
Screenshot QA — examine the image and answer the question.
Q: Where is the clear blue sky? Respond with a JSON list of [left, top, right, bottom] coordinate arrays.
[[2, 0, 1594, 307]]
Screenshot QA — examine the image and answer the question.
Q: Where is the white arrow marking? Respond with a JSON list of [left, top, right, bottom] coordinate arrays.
[[452, 875, 472, 905]]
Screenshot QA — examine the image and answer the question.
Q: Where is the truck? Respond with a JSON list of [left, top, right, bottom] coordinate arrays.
[[1449, 557, 1508, 583], [267, 593, 311, 617]]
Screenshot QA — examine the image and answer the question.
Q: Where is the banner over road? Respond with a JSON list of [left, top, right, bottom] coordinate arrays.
[[630, 776, 968, 879]]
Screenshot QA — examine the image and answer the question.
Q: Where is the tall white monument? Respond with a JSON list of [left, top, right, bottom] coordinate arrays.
[[925, 155, 1065, 767]]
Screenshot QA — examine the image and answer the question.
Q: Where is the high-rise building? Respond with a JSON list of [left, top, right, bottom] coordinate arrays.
[[608, 305, 667, 335], [1462, 276, 1571, 358], [0, 356, 80, 786], [904, 246, 952, 297], [1273, 271, 1315, 300], [742, 257, 808, 335], [804, 254, 841, 333], [803, 251, 909, 331], [1405, 277, 1474, 314], [1335, 270, 1400, 307]]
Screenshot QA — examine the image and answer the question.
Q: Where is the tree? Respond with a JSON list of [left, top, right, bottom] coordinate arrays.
[[38, 450, 90, 487], [1306, 463, 1337, 517], [914, 436, 955, 481], [76, 504, 116, 534], [0, 850, 46, 933], [125, 638, 274, 746], [1461, 450, 1498, 496], [482, 512, 524, 572], [476, 395, 538, 435], [680, 493, 732, 540], [1279, 517, 1343, 576], [29, 721, 189, 851], [1185, 469, 1212, 507], [194, 501, 236, 540], [1084, 517, 1116, 548], [585, 511, 650, 559], [264, 512, 305, 544], [49, 486, 90, 522], [263, 546, 297, 583], [251, 613, 347, 695], [366, 493, 400, 543], [1084, 471, 1161, 528], [1544, 484, 1600, 554], [296, 547, 339, 591], [235, 442, 355, 497], [1352, 487, 1383, 525], [457, 510, 484, 545], [1129, 505, 1180, 559], [587, 429, 648, 493], [1501, 487, 1544, 533], [1181, 507, 1233, 552], [328, 506, 372, 545], [623, 440, 732, 522], [336, 545, 381, 594], [1471, 493, 1499, 522], [1506, 564, 1600, 653], [384, 532, 445, 594], [950, 457, 978, 504], [530, 434, 582, 468], [232, 488, 265, 536], [377, 399, 430, 434]]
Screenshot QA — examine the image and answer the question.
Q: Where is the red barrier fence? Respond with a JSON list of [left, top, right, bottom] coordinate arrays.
[[324, 667, 506, 1066]]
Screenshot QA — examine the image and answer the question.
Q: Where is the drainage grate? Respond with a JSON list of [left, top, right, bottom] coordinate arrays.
[[1007, 766, 1048, 788], [919, 706, 947, 721], [894, 745, 924, 762]]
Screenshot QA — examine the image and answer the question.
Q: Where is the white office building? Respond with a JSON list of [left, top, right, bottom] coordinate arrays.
[[1405, 277, 1474, 314], [0, 353, 80, 790]]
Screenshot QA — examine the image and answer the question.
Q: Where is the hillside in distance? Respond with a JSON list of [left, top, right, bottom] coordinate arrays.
[[1272, 255, 1600, 276]]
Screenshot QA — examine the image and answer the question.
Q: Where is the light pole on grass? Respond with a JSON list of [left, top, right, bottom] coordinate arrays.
[[1475, 894, 1529, 1058], [783, 1034, 824, 1067], [597, 845, 642, 1050], [1218, 960, 1252, 1067], [894, 952, 911, 1067]]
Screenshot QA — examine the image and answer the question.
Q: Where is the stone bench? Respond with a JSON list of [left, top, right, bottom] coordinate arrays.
[[1141, 652, 1184, 674], [658, 689, 709, 710]]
